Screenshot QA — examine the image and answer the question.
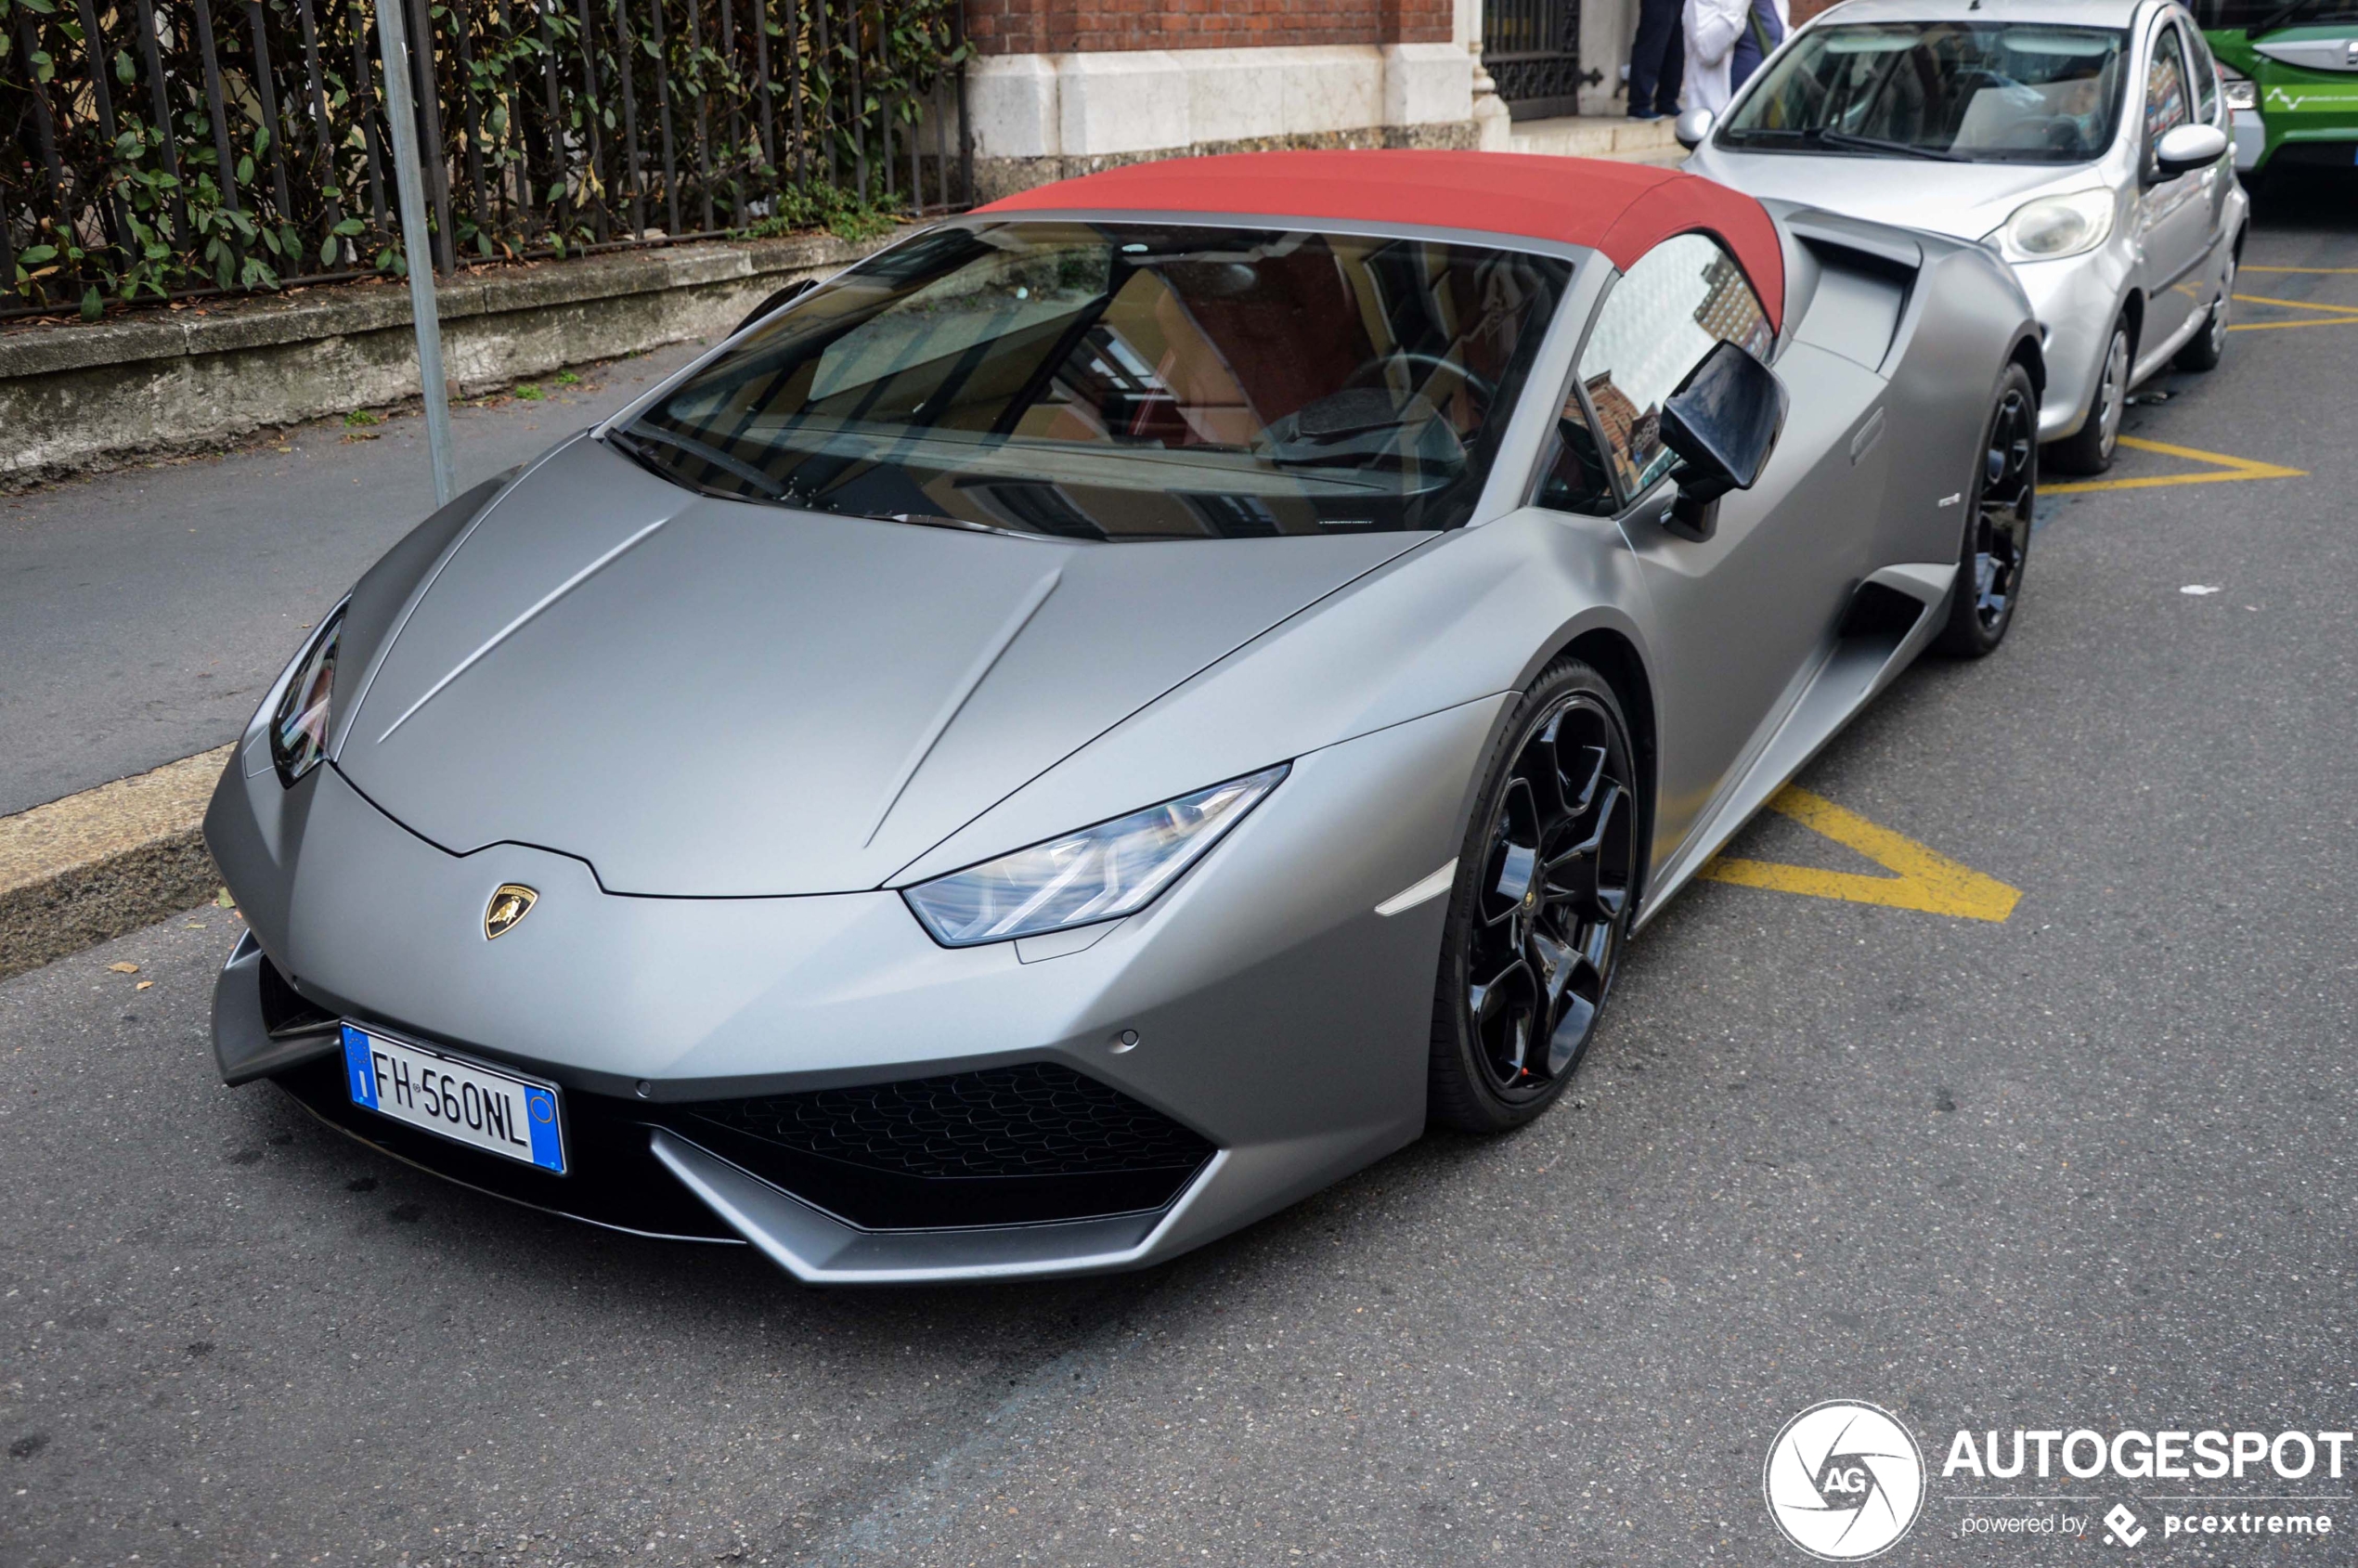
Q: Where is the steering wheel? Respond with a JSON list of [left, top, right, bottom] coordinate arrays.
[[1343, 352, 1499, 410]]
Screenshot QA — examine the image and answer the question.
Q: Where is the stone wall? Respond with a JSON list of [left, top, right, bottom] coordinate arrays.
[[0, 228, 900, 488], [965, 0, 1454, 54]]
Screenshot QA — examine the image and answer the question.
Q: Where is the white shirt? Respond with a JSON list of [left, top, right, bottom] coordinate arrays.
[[1682, 0, 1794, 114]]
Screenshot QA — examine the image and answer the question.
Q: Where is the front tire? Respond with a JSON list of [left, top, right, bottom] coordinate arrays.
[[2045, 315, 2130, 476], [1428, 661, 1639, 1134], [1936, 363, 2037, 658]]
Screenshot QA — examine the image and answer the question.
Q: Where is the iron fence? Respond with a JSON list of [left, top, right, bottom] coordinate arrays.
[[0, 0, 969, 317], [1483, 0, 1592, 121]]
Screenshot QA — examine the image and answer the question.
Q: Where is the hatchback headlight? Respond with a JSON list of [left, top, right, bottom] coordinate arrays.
[[902, 765, 1289, 947], [1986, 188, 2117, 263], [2220, 66, 2258, 112], [266, 603, 346, 786]]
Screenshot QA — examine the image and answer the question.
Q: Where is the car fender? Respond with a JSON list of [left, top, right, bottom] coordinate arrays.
[[891, 512, 1652, 887]]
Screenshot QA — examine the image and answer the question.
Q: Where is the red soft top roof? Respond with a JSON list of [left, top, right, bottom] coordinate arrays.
[[978, 149, 1785, 330]]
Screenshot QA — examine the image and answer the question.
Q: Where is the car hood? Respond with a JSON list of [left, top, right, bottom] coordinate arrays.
[[1690, 147, 2106, 242], [332, 437, 1426, 896]]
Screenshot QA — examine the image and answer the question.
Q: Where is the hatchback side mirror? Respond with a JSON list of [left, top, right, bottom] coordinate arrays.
[[1659, 340, 1789, 542], [732, 277, 816, 337], [1674, 108, 1716, 150], [2153, 122, 2228, 181]]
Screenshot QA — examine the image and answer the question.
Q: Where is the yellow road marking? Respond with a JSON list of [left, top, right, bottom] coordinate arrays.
[[2227, 290, 2358, 332], [2045, 435, 2306, 495], [2229, 313, 2358, 332], [2232, 292, 2358, 313], [1700, 785, 2021, 922]]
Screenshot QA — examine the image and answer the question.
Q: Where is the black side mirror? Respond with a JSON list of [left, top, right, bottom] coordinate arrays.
[[1658, 339, 1789, 541], [732, 277, 816, 337]]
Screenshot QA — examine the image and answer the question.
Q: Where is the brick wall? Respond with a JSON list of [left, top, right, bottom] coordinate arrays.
[[965, 0, 1453, 56]]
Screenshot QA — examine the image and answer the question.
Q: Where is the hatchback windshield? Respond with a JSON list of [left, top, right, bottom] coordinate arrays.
[[613, 221, 1572, 539], [1719, 22, 2129, 163]]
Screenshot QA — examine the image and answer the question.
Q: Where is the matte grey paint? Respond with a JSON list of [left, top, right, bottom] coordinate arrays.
[[208, 195, 2040, 1282], [1683, 0, 2248, 442]]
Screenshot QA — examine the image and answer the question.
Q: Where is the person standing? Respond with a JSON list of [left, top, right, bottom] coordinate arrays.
[[1681, 0, 1791, 114], [1626, 0, 1686, 121]]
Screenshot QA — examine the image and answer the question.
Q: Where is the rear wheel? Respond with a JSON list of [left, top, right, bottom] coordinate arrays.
[[1936, 364, 2038, 658], [1428, 662, 1639, 1134], [2174, 251, 2235, 372], [2045, 316, 2130, 476]]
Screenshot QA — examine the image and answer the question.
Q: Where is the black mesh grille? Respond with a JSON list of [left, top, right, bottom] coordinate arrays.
[[670, 1063, 1216, 1230], [687, 1063, 1211, 1178]]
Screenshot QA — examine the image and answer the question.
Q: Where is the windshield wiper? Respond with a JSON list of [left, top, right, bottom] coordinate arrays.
[[605, 423, 788, 500], [1721, 124, 1962, 161], [1808, 128, 1963, 161]]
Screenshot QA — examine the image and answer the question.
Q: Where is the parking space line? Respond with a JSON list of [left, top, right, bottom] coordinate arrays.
[[2228, 314, 2358, 332], [2232, 292, 2358, 314], [2045, 436, 2305, 495], [2227, 289, 2358, 333], [1700, 785, 2021, 922], [2239, 265, 2358, 274]]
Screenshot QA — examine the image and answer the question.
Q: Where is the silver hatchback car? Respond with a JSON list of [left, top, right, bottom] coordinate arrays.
[[1680, 0, 2247, 474]]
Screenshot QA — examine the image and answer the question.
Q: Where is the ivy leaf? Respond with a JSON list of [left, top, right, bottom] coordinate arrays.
[[81, 287, 103, 320], [115, 47, 134, 83]]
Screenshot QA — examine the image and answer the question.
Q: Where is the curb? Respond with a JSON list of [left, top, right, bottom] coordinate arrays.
[[0, 746, 231, 984]]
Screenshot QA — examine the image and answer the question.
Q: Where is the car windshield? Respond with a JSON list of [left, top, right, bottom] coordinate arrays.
[[613, 221, 1572, 539], [1719, 22, 2129, 163], [2191, 0, 2358, 29]]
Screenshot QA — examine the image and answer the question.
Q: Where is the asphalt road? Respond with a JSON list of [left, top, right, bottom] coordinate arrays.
[[4, 169, 2357, 1567], [0, 339, 706, 818]]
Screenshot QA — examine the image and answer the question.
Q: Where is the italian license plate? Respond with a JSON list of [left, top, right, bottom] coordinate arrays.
[[342, 1024, 566, 1174]]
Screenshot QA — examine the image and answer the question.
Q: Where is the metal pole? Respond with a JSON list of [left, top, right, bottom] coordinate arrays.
[[374, 0, 457, 503]]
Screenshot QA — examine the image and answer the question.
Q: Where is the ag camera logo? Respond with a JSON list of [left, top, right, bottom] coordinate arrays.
[[1765, 1400, 1926, 1560]]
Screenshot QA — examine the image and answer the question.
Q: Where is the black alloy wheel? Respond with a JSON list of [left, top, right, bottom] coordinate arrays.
[[1429, 661, 1639, 1133], [1937, 363, 2038, 658]]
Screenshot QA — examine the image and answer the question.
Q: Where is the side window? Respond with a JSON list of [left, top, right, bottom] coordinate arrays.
[[2184, 24, 2219, 123], [1546, 234, 1772, 506], [2145, 27, 2192, 147]]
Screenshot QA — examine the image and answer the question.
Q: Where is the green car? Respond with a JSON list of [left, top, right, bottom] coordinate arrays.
[[2195, 0, 2358, 175]]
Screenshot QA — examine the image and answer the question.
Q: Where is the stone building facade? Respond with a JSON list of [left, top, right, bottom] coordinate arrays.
[[950, 0, 1847, 199]]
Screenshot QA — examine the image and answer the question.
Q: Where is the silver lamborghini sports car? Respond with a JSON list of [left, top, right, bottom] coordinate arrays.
[[207, 150, 2041, 1283]]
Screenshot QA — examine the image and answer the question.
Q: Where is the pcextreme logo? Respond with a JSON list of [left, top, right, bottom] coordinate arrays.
[[1764, 1401, 1927, 1561]]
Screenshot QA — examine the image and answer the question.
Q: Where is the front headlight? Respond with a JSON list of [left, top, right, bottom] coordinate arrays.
[[2220, 66, 2258, 112], [1986, 188, 2118, 264], [901, 764, 1289, 947], [266, 603, 346, 786]]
